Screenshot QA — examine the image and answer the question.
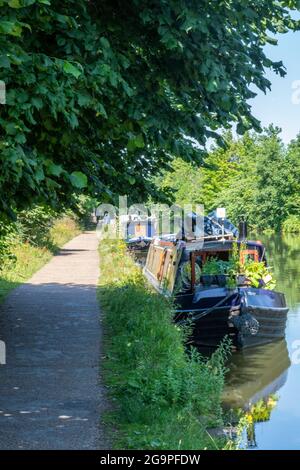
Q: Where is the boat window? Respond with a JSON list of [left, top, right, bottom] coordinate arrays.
[[240, 249, 259, 264], [178, 261, 201, 292]]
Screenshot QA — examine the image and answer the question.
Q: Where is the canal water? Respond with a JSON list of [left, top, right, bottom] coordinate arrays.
[[223, 233, 300, 450]]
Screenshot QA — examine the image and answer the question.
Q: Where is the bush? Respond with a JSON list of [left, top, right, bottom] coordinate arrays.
[[282, 215, 300, 233], [74, 195, 97, 225], [99, 240, 231, 450], [16, 205, 57, 247], [0, 216, 18, 269], [0, 214, 81, 303], [0, 202, 84, 274]]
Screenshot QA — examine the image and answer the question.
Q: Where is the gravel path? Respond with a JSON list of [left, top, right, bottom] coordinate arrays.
[[0, 231, 109, 449]]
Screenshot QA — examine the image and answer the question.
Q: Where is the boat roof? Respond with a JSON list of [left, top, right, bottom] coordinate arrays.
[[153, 235, 264, 251], [184, 238, 264, 253]]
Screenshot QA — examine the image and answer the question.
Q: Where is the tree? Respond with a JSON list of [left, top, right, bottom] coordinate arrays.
[[253, 127, 290, 230], [155, 158, 203, 207], [206, 127, 300, 231], [159, 126, 300, 232], [285, 133, 300, 215], [200, 132, 242, 212], [213, 127, 293, 230], [0, 0, 299, 214]]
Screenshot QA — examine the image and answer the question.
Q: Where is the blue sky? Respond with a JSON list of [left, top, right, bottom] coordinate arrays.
[[251, 21, 300, 143]]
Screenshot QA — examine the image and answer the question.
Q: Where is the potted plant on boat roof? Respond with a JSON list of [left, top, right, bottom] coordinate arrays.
[[201, 257, 228, 287], [201, 257, 218, 286], [215, 260, 230, 287], [225, 242, 240, 289], [242, 259, 276, 290]]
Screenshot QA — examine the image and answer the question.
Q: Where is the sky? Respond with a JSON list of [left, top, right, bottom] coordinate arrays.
[[251, 19, 300, 144]]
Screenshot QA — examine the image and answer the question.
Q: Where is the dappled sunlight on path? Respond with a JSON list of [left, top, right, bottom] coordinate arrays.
[[0, 232, 108, 450]]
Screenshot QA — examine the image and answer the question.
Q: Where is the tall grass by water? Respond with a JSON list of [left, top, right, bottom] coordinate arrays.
[[98, 239, 232, 450]]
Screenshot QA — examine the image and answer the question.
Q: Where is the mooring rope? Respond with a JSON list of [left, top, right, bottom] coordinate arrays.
[[176, 291, 238, 326]]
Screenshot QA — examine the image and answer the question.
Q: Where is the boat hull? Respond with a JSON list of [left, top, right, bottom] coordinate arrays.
[[126, 237, 152, 266], [174, 287, 288, 349]]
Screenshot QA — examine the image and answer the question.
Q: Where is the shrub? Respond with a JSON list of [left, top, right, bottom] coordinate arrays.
[[16, 205, 57, 247], [0, 216, 18, 269], [282, 215, 300, 233], [0, 214, 81, 303]]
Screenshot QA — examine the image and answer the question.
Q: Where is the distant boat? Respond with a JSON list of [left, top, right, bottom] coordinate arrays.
[[125, 216, 156, 266], [143, 216, 288, 349]]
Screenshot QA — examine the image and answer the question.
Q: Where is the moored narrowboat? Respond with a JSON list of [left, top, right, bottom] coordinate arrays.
[[125, 215, 156, 265], [143, 230, 288, 349]]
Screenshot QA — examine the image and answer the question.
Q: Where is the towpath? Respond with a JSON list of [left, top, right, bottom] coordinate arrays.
[[0, 231, 109, 449]]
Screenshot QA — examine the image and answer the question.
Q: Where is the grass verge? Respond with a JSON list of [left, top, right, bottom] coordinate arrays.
[[0, 216, 81, 303], [98, 239, 232, 450]]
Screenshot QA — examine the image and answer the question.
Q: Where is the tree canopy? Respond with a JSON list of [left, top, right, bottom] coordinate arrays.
[[1, 0, 299, 214], [158, 126, 300, 232]]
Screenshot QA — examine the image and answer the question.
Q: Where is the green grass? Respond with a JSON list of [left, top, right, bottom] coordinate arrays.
[[0, 216, 81, 303], [98, 239, 232, 450]]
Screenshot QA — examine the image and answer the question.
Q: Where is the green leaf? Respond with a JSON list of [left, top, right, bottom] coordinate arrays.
[[63, 61, 82, 79], [35, 167, 45, 182], [128, 176, 135, 185], [70, 171, 88, 189], [0, 55, 10, 68], [99, 36, 110, 49], [77, 93, 91, 107], [135, 134, 144, 148], [5, 122, 18, 135], [8, 0, 22, 8], [95, 103, 107, 118], [67, 112, 79, 129], [0, 20, 23, 36], [47, 162, 63, 177], [9, 0, 37, 6], [127, 134, 145, 151], [15, 133, 26, 144], [31, 96, 43, 109], [206, 79, 218, 93], [265, 36, 278, 45]]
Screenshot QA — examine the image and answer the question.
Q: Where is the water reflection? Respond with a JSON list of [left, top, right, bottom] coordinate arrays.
[[258, 233, 300, 310], [223, 340, 290, 410], [223, 233, 300, 449]]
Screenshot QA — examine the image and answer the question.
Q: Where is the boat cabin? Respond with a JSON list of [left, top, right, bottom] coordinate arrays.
[[143, 226, 287, 349], [144, 238, 266, 296]]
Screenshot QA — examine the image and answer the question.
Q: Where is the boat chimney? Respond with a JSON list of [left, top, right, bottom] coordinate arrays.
[[216, 207, 226, 242], [239, 217, 248, 240]]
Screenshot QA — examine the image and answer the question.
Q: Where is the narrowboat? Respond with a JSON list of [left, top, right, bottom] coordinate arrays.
[[125, 215, 156, 265], [143, 226, 288, 349]]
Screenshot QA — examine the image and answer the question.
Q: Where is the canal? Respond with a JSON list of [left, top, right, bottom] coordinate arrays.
[[223, 233, 300, 450]]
